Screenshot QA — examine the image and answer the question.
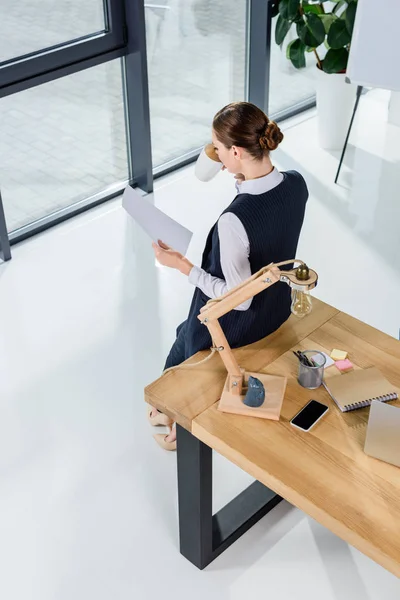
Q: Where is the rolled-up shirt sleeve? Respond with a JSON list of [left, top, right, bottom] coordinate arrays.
[[188, 212, 253, 311]]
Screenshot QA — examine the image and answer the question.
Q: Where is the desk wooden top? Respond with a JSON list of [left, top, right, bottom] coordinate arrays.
[[145, 298, 400, 577], [145, 299, 339, 430]]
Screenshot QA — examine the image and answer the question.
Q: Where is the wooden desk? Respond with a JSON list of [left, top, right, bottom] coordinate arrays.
[[145, 299, 400, 574]]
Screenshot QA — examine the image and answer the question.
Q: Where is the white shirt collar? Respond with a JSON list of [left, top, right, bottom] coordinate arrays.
[[235, 167, 283, 195]]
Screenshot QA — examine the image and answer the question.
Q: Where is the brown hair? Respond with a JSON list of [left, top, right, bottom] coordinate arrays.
[[212, 102, 283, 160]]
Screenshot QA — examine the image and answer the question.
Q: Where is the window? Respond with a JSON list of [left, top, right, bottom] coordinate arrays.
[[0, 0, 106, 64], [269, 17, 317, 117], [0, 0, 319, 252], [0, 60, 128, 233], [145, 0, 247, 168]]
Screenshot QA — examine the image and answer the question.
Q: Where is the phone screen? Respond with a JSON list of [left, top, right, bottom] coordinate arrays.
[[291, 400, 328, 431]]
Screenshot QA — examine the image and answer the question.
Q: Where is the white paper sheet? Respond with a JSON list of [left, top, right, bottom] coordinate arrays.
[[311, 352, 335, 369], [122, 186, 193, 255]]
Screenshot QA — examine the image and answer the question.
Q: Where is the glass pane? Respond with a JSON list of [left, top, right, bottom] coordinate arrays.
[[269, 19, 317, 116], [0, 0, 105, 63], [146, 0, 247, 168], [0, 59, 129, 233]]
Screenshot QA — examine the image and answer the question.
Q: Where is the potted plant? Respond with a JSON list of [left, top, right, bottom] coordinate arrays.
[[274, 0, 358, 149]]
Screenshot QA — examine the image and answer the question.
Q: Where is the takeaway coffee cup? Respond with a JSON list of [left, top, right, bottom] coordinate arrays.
[[194, 143, 223, 182]]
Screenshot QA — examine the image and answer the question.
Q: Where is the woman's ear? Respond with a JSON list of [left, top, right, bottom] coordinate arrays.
[[231, 145, 243, 161]]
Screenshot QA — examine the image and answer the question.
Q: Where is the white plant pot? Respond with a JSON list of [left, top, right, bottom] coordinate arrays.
[[316, 68, 357, 150]]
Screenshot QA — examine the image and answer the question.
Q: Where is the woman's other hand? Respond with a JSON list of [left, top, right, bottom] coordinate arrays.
[[152, 241, 193, 276]]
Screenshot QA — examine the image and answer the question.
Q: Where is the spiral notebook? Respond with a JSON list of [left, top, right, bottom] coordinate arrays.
[[323, 367, 398, 412]]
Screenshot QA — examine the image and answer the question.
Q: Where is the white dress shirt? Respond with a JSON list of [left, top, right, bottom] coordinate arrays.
[[188, 168, 284, 310]]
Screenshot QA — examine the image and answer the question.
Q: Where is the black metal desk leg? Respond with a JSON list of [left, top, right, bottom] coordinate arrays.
[[335, 85, 363, 184], [176, 425, 213, 569], [0, 190, 11, 262], [176, 425, 283, 570]]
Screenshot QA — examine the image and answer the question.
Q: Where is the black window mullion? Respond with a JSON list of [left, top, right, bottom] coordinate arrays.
[[0, 0, 126, 93], [246, 0, 274, 114], [0, 47, 126, 99]]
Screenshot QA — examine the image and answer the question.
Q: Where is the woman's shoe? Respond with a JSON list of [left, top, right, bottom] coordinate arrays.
[[147, 407, 173, 427], [153, 433, 177, 452]]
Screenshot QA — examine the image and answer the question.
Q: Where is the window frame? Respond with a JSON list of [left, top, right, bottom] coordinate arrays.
[[0, 0, 315, 257], [0, 0, 126, 95]]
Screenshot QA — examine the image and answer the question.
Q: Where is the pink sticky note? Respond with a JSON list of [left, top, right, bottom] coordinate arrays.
[[335, 359, 353, 372]]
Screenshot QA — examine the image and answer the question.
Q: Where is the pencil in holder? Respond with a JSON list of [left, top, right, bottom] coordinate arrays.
[[297, 350, 326, 390]]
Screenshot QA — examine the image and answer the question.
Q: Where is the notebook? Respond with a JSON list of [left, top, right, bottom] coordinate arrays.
[[323, 367, 398, 412]]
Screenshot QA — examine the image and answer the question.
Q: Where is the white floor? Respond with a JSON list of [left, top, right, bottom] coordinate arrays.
[[1, 90, 400, 600]]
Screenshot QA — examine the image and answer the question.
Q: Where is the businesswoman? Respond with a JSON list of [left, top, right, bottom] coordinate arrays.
[[149, 101, 308, 450]]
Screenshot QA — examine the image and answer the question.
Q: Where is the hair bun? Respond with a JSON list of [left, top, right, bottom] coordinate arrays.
[[259, 120, 284, 152]]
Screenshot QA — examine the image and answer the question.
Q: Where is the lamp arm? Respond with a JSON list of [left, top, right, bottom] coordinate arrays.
[[199, 269, 283, 385], [198, 266, 281, 324], [200, 259, 304, 312], [198, 259, 317, 325], [196, 259, 318, 395]]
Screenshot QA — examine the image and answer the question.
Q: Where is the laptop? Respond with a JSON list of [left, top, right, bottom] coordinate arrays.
[[364, 400, 400, 467]]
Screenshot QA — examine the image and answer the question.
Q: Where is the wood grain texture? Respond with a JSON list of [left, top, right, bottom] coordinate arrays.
[[198, 268, 280, 321], [144, 298, 338, 431], [206, 320, 242, 379], [218, 371, 287, 420], [192, 400, 400, 577], [146, 297, 400, 574], [192, 324, 400, 577]]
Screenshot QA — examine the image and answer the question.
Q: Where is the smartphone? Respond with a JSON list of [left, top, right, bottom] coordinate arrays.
[[290, 400, 329, 432]]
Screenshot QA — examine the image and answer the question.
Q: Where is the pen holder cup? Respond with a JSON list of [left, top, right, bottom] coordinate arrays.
[[297, 350, 326, 390]]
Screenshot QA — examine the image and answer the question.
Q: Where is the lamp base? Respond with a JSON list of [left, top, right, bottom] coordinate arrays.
[[218, 371, 287, 420]]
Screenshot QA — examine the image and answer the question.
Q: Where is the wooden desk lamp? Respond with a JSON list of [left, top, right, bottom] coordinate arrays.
[[197, 260, 318, 419]]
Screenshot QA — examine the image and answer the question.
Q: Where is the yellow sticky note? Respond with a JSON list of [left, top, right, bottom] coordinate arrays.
[[330, 348, 348, 361]]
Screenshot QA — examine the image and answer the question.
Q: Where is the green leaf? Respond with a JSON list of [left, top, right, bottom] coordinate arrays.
[[328, 17, 351, 48], [333, 0, 346, 15], [303, 3, 323, 15], [293, 11, 304, 24], [320, 14, 337, 34], [275, 14, 292, 45], [345, 2, 357, 35], [322, 47, 349, 73], [296, 21, 306, 41], [286, 38, 307, 68], [271, 1, 280, 18], [306, 13, 326, 44], [279, 0, 300, 22], [297, 13, 325, 47]]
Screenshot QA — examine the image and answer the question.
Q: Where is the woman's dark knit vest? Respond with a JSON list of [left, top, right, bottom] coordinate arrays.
[[181, 170, 308, 359]]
